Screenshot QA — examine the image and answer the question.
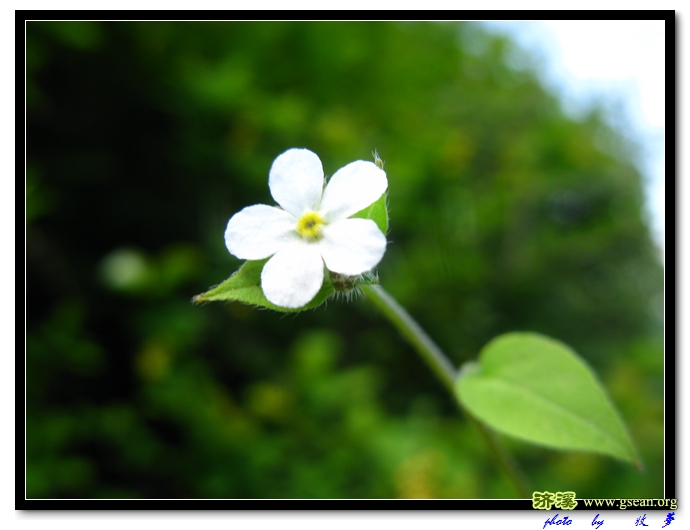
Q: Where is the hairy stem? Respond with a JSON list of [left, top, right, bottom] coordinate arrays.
[[362, 283, 530, 498]]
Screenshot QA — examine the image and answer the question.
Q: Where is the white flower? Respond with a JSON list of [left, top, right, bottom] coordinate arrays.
[[225, 148, 388, 308]]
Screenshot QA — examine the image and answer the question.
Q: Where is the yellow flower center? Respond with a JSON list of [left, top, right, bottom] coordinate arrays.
[[296, 211, 325, 240]]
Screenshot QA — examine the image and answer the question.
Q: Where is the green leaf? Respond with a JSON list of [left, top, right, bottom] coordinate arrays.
[[353, 192, 388, 234], [193, 259, 334, 312], [456, 332, 638, 465]]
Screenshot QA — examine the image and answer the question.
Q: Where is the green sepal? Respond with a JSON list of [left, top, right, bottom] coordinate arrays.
[[455, 332, 639, 465], [193, 259, 335, 312], [353, 192, 388, 234]]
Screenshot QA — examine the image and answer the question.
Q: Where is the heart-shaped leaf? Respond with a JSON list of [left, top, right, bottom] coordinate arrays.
[[456, 332, 638, 465]]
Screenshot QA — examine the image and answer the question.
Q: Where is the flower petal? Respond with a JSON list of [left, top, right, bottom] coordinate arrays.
[[319, 160, 387, 222], [225, 204, 298, 260], [319, 218, 387, 275], [268, 148, 325, 218], [261, 240, 325, 308]]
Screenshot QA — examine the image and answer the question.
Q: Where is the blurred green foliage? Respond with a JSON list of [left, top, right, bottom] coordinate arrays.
[[26, 21, 664, 499]]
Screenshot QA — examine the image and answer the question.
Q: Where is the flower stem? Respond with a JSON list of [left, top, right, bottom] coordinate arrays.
[[361, 283, 530, 498], [466, 415, 532, 498], [361, 284, 457, 393]]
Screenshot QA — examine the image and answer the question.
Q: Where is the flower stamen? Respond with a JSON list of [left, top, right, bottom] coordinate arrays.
[[297, 211, 325, 240]]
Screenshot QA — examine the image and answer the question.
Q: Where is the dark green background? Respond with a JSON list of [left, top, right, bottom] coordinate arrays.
[[26, 21, 664, 499]]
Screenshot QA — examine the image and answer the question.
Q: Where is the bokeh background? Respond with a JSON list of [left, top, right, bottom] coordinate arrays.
[[26, 21, 664, 499]]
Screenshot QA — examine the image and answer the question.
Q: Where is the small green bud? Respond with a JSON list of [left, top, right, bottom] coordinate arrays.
[[372, 149, 385, 169]]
